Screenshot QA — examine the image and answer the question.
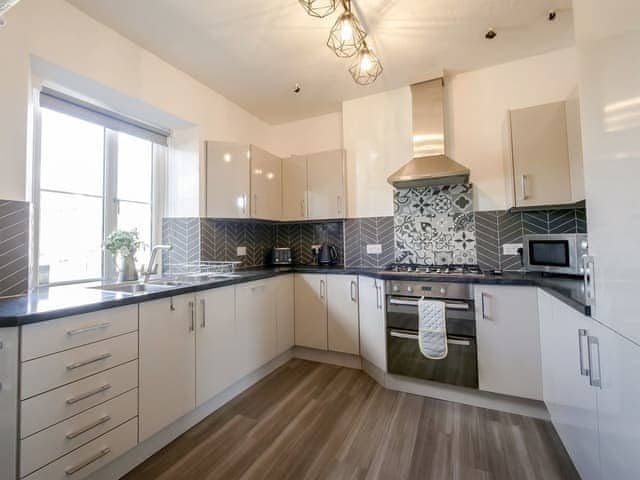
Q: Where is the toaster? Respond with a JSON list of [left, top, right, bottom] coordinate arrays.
[[271, 248, 292, 265]]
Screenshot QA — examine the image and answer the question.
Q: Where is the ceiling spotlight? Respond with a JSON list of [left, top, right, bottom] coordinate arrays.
[[485, 28, 497, 39], [548, 10, 557, 21], [299, 0, 338, 19], [293, 84, 302, 94], [349, 41, 383, 85], [327, 0, 367, 58]]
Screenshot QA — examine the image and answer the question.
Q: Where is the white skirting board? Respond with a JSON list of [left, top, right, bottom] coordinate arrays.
[[362, 359, 550, 420], [90, 349, 293, 480]]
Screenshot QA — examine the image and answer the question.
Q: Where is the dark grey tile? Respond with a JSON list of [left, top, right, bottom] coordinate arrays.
[[0, 200, 29, 297], [474, 211, 500, 271], [549, 210, 578, 234]]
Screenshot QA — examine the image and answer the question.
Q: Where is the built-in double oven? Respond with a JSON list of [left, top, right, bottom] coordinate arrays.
[[385, 280, 478, 389]]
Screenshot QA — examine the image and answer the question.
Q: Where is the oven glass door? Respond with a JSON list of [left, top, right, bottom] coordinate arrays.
[[387, 329, 478, 388], [528, 240, 571, 267], [386, 296, 475, 337]]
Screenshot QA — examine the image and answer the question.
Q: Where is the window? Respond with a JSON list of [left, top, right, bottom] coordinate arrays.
[[35, 90, 168, 285]]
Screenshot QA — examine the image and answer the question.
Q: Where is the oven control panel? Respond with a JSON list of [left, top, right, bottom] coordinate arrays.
[[386, 281, 473, 300]]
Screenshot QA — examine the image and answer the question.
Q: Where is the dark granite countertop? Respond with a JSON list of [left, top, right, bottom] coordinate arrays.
[[0, 265, 589, 327]]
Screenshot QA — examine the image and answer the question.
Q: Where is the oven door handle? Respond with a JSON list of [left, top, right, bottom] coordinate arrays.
[[389, 330, 472, 347], [388, 298, 470, 310]]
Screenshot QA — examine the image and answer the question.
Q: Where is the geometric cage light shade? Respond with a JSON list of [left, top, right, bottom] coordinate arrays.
[[327, 8, 367, 58], [349, 42, 383, 85], [298, 0, 338, 18]]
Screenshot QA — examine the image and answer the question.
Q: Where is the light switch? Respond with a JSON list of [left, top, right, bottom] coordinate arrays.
[[237, 246, 247, 256], [502, 243, 523, 255], [366, 244, 382, 254]]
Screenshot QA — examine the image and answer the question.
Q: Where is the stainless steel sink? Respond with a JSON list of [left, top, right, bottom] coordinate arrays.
[[89, 280, 191, 295]]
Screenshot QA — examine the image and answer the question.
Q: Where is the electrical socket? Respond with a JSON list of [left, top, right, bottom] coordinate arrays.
[[236, 246, 247, 256], [366, 244, 382, 254], [502, 243, 523, 256]]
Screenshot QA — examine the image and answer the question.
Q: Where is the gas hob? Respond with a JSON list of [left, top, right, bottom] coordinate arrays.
[[383, 263, 485, 277]]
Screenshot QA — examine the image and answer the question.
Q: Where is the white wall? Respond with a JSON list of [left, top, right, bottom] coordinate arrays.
[[445, 47, 579, 210], [0, 0, 277, 213], [342, 87, 413, 218], [269, 112, 342, 158]]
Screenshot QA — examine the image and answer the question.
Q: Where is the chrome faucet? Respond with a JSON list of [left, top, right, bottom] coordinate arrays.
[[143, 245, 172, 281]]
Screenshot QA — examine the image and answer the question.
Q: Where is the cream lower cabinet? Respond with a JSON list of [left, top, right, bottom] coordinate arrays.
[[275, 275, 295, 354], [294, 274, 359, 353], [195, 286, 237, 406], [139, 294, 196, 441], [475, 286, 543, 400], [358, 276, 386, 372]]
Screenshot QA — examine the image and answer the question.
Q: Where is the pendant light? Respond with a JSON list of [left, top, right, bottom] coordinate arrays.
[[349, 41, 383, 85], [298, 0, 338, 19], [326, 0, 366, 58]]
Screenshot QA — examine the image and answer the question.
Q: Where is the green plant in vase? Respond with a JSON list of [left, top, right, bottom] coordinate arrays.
[[105, 229, 145, 282]]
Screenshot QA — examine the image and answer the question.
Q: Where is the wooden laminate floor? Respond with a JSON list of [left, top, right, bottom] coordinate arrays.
[[123, 360, 579, 480]]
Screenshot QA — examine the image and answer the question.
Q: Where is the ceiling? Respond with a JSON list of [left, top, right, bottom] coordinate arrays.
[[65, 0, 575, 124]]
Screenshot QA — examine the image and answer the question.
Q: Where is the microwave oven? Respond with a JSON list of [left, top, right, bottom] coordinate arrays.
[[523, 234, 588, 275]]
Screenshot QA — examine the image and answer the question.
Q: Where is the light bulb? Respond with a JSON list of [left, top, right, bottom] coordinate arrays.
[[360, 52, 373, 73], [340, 18, 354, 43]]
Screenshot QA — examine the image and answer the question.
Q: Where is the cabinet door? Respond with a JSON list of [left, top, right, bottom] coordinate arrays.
[[307, 149, 345, 219], [236, 280, 277, 376], [206, 141, 251, 218], [327, 275, 359, 355], [538, 290, 600, 480], [358, 276, 386, 371], [275, 275, 295, 355], [592, 320, 640, 480], [139, 294, 196, 441], [195, 286, 237, 407], [250, 146, 282, 220], [475, 286, 542, 400], [294, 274, 328, 350], [510, 102, 572, 207], [282, 156, 308, 221]]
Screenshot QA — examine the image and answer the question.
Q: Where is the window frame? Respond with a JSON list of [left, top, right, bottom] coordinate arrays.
[[31, 89, 167, 287]]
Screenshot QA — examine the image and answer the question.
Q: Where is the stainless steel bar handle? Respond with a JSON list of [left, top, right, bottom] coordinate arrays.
[[350, 280, 357, 302], [337, 195, 342, 215], [242, 194, 247, 215], [388, 298, 469, 310], [253, 193, 257, 215], [583, 255, 596, 306], [189, 301, 195, 332], [578, 329, 589, 376], [251, 283, 266, 291], [300, 199, 305, 217], [66, 322, 111, 336], [65, 415, 111, 439], [521, 174, 529, 200], [320, 279, 325, 301], [481, 292, 489, 320], [447, 338, 472, 347], [200, 299, 206, 328], [374, 280, 381, 310], [66, 384, 111, 405], [66, 353, 112, 371], [389, 331, 471, 347], [65, 447, 111, 475], [587, 336, 602, 388]]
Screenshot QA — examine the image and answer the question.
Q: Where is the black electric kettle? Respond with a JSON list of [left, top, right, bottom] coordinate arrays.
[[318, 242, 338, 265]]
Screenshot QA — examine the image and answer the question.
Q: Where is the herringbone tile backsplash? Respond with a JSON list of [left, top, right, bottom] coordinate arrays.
[[0, 200, 29, 298]]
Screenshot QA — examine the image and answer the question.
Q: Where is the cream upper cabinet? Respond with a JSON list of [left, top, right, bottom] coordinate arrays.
[[475, 285, 543, 400], [510, 101, 574, 207], [250, 146, 282, 220], [282, 156, 308, 221], [195, 286, 237, 406], [206, 141, 251, 218], [294, 274, 328, 350], [306, 149, 346, 219], [326, 275, 359, 355], [139, 294, 196, 441]]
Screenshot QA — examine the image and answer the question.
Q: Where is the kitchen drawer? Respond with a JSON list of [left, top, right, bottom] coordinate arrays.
[[21, 360, 138, 438], [21, 305, 138, 361], [21, 332, 138, 400], [23, 418, 138, 480], [20, 389, 138, 477]]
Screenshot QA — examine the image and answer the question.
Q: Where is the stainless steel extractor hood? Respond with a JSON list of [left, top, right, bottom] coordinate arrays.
[[387, 78, 469, 188]]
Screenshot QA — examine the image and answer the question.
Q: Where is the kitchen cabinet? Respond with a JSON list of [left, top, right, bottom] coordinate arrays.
[[509, 101, 574, 207], [275, 274, 295, 354], [358, 275, 386, 371], [236, 280, 277, 376], [251, 146, 282, 220], [538, 290, 600, 480], [195, 286, 237, 406], [475, 286, 542, 400], [139, 294, 196, 441], [282, 156, 308, 220], [294, 274, 328, 350], [307, 149, 345, 219], [326, 275, 359, 355], [206, 141, 251, 218], [591, 320, 640, 479]]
